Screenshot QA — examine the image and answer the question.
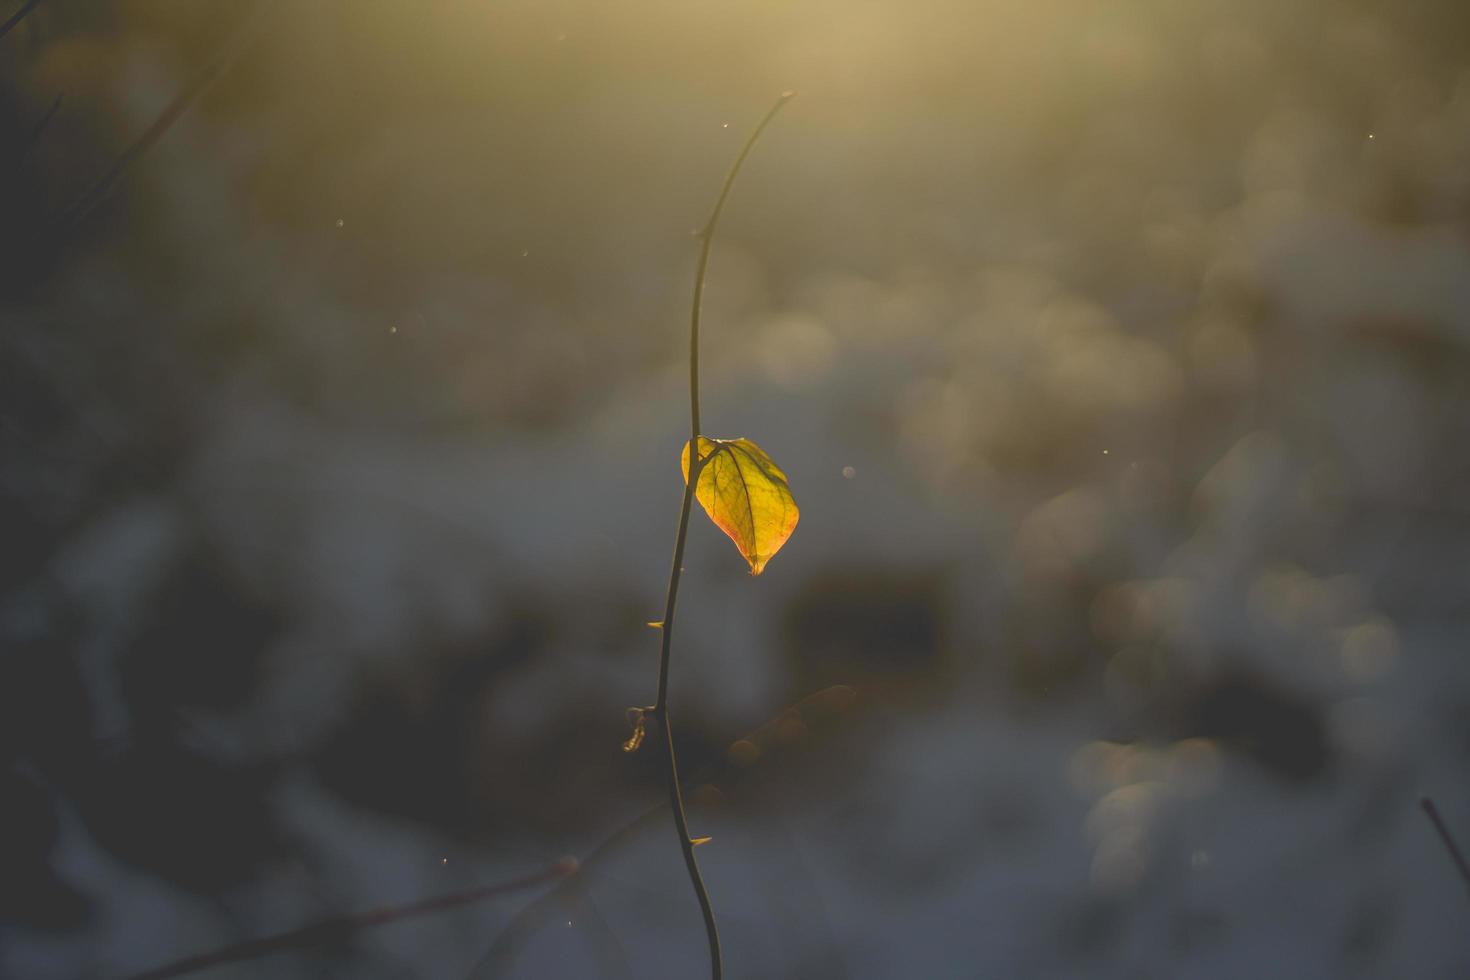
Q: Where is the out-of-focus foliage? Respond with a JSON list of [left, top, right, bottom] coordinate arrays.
[[683, 437, 799, 575]]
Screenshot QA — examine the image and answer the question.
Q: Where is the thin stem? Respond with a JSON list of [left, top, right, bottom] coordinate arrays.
[[653, 91, 794, 980], [688, 90, 795, 443], [1421, 796, 1470, 903]]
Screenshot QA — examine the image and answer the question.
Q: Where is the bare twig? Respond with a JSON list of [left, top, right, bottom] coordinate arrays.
[[117, 862, 575, 980], [1421, 796, 1470, 902], [23, 92, 62, 155], [57, 0, 275, 233], [0, 0, 44, 43], [121, 674, 855, 980], [466, 804, 667, 979]]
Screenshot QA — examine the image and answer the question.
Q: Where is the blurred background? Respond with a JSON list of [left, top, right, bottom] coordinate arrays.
[[3, 1, 1470, 977]]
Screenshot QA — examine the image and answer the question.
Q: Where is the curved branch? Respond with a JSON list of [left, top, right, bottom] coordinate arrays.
[[653, 90, 794, 980]]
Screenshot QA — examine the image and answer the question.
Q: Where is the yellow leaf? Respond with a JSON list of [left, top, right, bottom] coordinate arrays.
[[690, 836, 713, 847], [681, 437, 799, 575]]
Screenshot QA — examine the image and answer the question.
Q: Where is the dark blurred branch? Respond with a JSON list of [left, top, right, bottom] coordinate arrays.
[[1420, 796, 1470, 902], [115, 676, 857, 980], [20, 92, 61, 158], [57, 0, 274, 234], [0, 0, 44, 43], [559, 891, 637, 980], [467, 804, 665, 979], [29, 91, 62, 140], [116, 861, 577, 980]]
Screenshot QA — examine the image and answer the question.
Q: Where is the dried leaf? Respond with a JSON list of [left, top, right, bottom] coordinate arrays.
[[622, 708, 648, 753], [690, 836, 713, 847], [681, 437, 799, 575]]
